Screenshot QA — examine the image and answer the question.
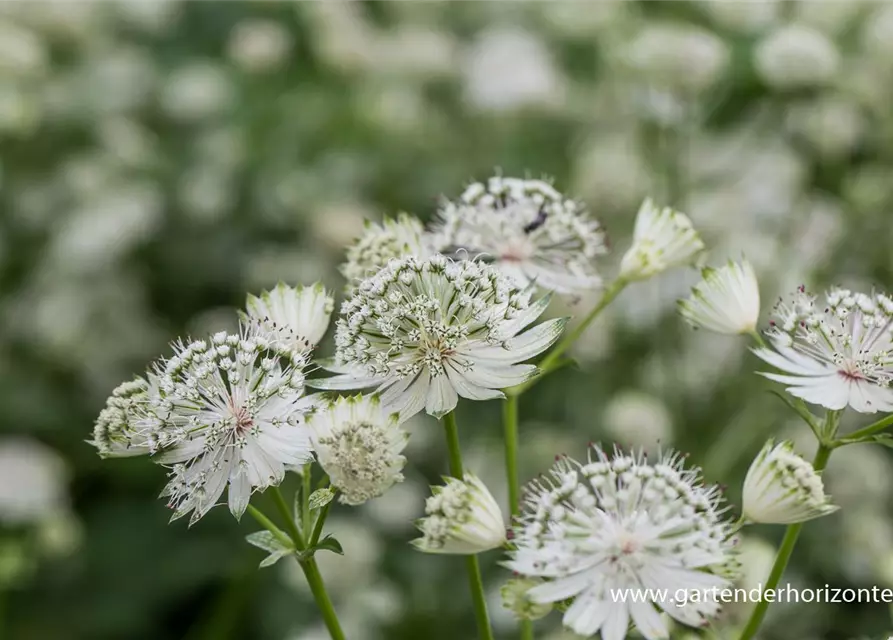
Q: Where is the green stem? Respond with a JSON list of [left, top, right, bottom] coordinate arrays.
[[736, 443, 833, 640], [302, 463, 313, 540], [309, 496, 334, 547], [300, 557, 347, 640], [749, 329, 767, 349], [502, 396, 535, 640], [442, 412, 495, 640], [272, 486, 305, 548], [510, 278, 627, 396], [842, 413, 893, 442], [249, 502, 346, 640]]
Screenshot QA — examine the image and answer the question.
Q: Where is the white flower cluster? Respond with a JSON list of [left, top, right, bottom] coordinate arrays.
[[413, 474, 505, 554], [755, 286, 893, 413], [340, 213, 431, 288], [505, 446, 738, 640], [312, 254, 565, 418], [307, 395, 408, 506], [92, 376, 159, 458], [743, 440, 838, 525], [433, 176, 607, 295]]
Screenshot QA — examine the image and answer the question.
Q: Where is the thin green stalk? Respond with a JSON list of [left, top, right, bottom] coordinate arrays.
[[249, 502, 346, 640], [443, 412, 496, 640], [502, 396, 535, 640], [302, 463, 313, 540], [272, 486, 305, 548], [736, 443, 833, 640], [510, 278, 627, 396], [841, 413, 893, 442], [309, 497, 334, 547], [749, 329, 767, 349]]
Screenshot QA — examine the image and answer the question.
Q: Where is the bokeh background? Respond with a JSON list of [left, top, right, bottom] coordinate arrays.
[[2, 1, 893, 639]]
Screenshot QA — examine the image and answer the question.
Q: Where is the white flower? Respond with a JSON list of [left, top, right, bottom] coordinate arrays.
[[307, 395, 408, 506], [753, 286, 893, 413], [244, 282, 334, 354], [92, 376, 161, 458], [678, 259, 760, 335], [0, 438, 67, 525], [505, 446, 738, 640], [754, 25, 840, 89], [433, 176, 607, 295], [340, 213, 430, 287], [412, 474, 506, 554], [619, 198, 705, 281], [742, 440, 838, 525], [624, 24, 729, 92], [501, 578, 553, 621], [310, 255, 566, 419], [148, 331, 316, 524]]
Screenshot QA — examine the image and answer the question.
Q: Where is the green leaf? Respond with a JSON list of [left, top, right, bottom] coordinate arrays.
[[309, 487, 335, 510], [298, 535, 344, 560], [246, 531, 295, 569], [258, 549, 292, 568], [836, 434, 893, 448]]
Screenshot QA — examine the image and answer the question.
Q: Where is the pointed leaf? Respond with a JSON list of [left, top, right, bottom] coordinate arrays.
[[245, 531, 292, 554], [836, 434, 893, 448], [259, 549, 292, 568], [298, 534, 344, 560], [309, 488, 335, 510]]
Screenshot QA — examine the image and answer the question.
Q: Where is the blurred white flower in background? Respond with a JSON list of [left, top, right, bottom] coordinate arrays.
[[463, 27, 565, 112], [786, 97, 864, 158], [861, 4, 893, 63], [571, 133, 652, 212], [0, 438, 68, 525], [228, 20, 292, 72], [160, 61, 234, 121], [624, 23, 729, 92], [540, 1, 626, 37], [373, 26, 457, 78], [602, 389, 673, 451], [700, 0, 779, 34], [754, 25, 840, 89], [0, 20, 47, 75]]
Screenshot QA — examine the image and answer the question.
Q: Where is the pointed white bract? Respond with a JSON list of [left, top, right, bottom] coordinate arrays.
[[340, 213, 431, 288], [92, 376, 161, 458], [149, 331, 317, 525], [432, 176, 607, 295], [309, 255, 566, 419], [678, 259, 760, 335], [244, 282, 334, 355], [505, 446, 739, 640], [753, 286, 893, 413], [619, 198, 705, 281], [742, 440, 838, 525], [412, 473, 506, 555], [306, 394, 408, 506]]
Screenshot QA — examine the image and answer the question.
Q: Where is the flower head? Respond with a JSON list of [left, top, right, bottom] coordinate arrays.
[[340, 213, 431, 288], [500, 578, 553, 621], [505, 446, 738, 640], [310, 255, 566, 419], [150, 331, 317, 525], [678, 259, 760, 335], [307, 394, 408, 506], [620, 198, 705, 281], [754, 286, 893, 413], [92, 376, 161, 458], [244, 282, 334, 355], [412, 473, 506, 554], [743, 440, 838, 525], [433, 176, 607, 295]]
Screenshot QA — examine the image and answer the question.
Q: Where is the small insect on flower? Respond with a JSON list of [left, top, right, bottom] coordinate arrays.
[[309, 255, 567, 419], [243, 282, 334, 356], [505, 445, 739, 640], [412, 473, 506, 554], [432, 176, 608, 295], [91, 376, 164, 458], [340, 213, 432, 289], [146, 331, 318, 525], [742, 440, 838, 525], [753, 286, 893, 413], [619, 198, 705, 281], [306, 395, 408, 506], [678, 259, 760, 335]]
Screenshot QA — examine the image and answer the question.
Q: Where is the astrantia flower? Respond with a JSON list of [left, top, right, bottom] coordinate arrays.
[[501, 578, 553, 621], [742, 440, 838, 525], [505, 446, 738, 640], [754, 286, 893, 413], [309, 255, 566, 419], [306, 394, 408, 506], [678, 259, 760, 335], [244, 282, 334, 355], [151, 331, 317, 524], [92, 376, 161, 458], [619, 198, 705, 281], [432, 176, 607, 295], [412, 474, 506, 554], [340, 213, 431, 288]]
